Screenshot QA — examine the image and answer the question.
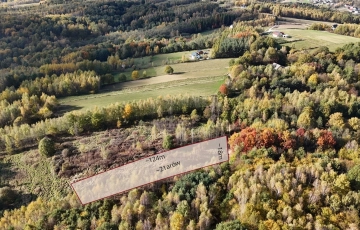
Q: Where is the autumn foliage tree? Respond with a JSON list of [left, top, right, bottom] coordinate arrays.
[[230, 127, 298, 152], [317, 130, 336, 149], [170, 212, 185, 230], [131, 70, 139, 80], [257, 128, 276, 148], [297, 107, 314, 129], [328, 112, 345, 131], [229, 127, 257, 152], [278, 130, 296, 150], [123, 104, 132, 121], [307, 73, 318, 89], [219, 84, 228, 96]]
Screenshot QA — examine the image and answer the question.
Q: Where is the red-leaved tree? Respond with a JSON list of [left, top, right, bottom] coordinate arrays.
[[258, 128, 276, 148], [219, 84, 228, 96], [278, 130, 296, 150], [317, 130, 336, 149], [295, 128, 306, 147], [229, 127, 257, 152]]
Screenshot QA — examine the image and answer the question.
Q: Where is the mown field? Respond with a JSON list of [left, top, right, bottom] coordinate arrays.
[[114, 49, 218, 81], [59, 54, 230, 111], [59, 75, 226, 112], [276, 29, 360, 51]]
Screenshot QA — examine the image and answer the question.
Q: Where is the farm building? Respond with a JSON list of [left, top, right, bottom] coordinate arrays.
[[189, 50, 208, 60], [272, 31, 290, 38], [272, 31, 284, 38], [190, 52, 201, 60]]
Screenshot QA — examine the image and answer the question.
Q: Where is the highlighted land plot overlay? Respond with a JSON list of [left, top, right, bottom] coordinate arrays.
[[71, 136, 228, 204]]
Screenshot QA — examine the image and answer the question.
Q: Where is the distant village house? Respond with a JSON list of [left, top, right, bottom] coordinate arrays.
[[272, 31, 284, 38], [272, 31, 290, 38], [190, 52, 201, 60], [190, 50, 208, 60]]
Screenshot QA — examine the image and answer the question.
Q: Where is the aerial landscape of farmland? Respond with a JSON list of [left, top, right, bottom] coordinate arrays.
[[2, 0, 360, 229]]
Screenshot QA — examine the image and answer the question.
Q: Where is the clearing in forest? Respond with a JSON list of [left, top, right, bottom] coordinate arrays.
[[58, 75, 226, 112], [273, 29, 360, 51], [59, 57, 230, 112]]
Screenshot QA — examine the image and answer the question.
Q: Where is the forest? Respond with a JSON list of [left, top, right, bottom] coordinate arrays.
[[2, 0, 360, 229], [0, 0, 240, 89]]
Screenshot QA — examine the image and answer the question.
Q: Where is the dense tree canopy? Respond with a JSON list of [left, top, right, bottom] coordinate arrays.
[[3, 0, 360, 229]]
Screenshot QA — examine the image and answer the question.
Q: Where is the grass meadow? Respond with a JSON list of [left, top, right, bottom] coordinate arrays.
[[2, 150, 69, 201], [59, 50, 231, 111], [59, 75, 226, 111], [276, 29, 360, 51], [114, 49, 222, 81]]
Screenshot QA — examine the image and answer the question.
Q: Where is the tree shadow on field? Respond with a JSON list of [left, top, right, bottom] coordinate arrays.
[[279, 39, 304, 45], [0, 161, 16, 183], [173, 72, 186, 75], [101, 76, 156, 92], [55, 105, 83, 116]]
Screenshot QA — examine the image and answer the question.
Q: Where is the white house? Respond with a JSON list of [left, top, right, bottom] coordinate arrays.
[[272, 31, 284, 38], [190, 52, 201, 60]]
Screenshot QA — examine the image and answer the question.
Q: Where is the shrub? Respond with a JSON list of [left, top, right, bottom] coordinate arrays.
[[164, 65, 174, 74], [118, 73, 127, 82], [100, 146, 111, 160], [163, 133, 173, 150], [203, 106, 211, 119], [38, 136, 56, 157], [190, 109, 200, 121], [0, 186, 17, 207], [131, 70, 139, 80]]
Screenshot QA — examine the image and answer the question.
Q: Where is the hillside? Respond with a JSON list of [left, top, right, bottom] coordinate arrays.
[[2, 0, 360, 229]]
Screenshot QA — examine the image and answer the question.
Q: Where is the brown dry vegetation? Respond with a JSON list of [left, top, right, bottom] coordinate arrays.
[[51, 116, 204, 182]]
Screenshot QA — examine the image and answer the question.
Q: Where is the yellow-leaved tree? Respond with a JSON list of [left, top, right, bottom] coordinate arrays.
[[132, 70, 139, 80], [170, 212, 184, 230], [297, 106, 314, 129], [307, 73, 318, 89], [123, 104, 132, 120], [348, 117, 360, 131], [328, 112, 345, 131]]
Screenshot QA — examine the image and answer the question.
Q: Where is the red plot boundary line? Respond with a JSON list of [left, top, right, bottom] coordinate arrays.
[[70, 135, 229, 205]]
